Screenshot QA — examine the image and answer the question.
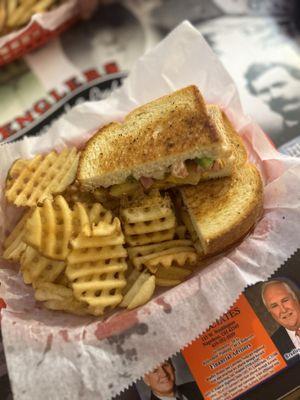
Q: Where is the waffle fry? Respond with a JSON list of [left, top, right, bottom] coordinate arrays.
[[5, 158, 28, 180], [90, 203, 120, 236], [2, 209, 32, 261], [55, 271, 70, 287], [123, 215, 176, 236], [5, 148, 79, 207], [66, 259, 127, 316], [121, 202, 173, 224], [72, 202, 93, 237], [71, 201, 124, 260], [120, 270, 155, 310], [68, 244, 127, 264], [120, 190, 177, 246], [25, 195, 73, 260], [3, 140, 204, 317], [128, 239, 198, 273], [20, 246, 65, 287], [145, 251, 198, 273], [70, 230, 125, 249], [155, 264, 193, 281], [125, 228, 175, 246], [120, 190, 173, 223], [34, 282, 88, 316], [73, 202, 121, 238], [67, 201, 129, 315], [128, 240, 194, 257]]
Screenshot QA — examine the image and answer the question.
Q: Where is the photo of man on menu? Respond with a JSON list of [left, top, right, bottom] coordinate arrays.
[[261, 278, 300, 365], [136, 355, 203, 400]]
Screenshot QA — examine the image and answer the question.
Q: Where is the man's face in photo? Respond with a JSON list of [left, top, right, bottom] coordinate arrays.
[[251, 66, 300, 123], [264, 283, 300, 331], [143, 361, 176, 397]]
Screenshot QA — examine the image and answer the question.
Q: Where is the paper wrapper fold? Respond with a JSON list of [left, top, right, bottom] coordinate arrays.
[[1, 21, 300, 400]]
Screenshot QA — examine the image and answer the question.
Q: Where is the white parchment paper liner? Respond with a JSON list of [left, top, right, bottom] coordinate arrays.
[[1, 21, 300, 400]]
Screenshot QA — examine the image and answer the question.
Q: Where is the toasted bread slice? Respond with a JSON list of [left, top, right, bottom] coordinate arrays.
[[146, 105, 247, 189], [78, 86, 232, 190], [180, 163, 263, 256]]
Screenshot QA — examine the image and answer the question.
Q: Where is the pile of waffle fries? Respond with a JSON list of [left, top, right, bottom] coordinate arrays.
[[3, 148, 200, 316]]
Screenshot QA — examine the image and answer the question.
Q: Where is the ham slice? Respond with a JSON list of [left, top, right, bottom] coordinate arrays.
[[212, 160, 222, 171], [140, 176, 154, 189]]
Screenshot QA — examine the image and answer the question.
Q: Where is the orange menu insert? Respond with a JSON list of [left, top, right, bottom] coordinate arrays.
[[182, 294, 287, 400]]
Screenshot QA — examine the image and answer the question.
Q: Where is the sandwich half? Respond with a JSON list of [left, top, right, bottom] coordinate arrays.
[[179, 162, 263, 256], [77, 86, 239, 196]]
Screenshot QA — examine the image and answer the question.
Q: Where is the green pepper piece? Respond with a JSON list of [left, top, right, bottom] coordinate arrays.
[[195, 157, 214, 169], [127, 175, 136, 183]]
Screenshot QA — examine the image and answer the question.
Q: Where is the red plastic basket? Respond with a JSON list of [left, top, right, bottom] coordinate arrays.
[[0, 15, 78, 66], [0, 299, 5, 310]]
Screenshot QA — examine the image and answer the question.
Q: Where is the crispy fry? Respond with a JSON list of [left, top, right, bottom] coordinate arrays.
[[25, 195, 73, 260], [67, 244, 127, 264], [20, 246, 65, 287], [35, 281, 74, 302], [145, 250, 198, 273], [155, 277, 181, 287], [34, 282, 88, 316], [72, 202, 92, 237], [120, 190, 173, 223], [125, 228, 175, 246], [120, 190, 177, 249], [70, 230, 124, 249], [2, 209, 32, 261], [66, 260, 127, 316], [128, 239, 198, 273], [120, 270, 155, 310], [5, 148, 79, 207], [89, 203, 121, 236], [155, 264, 192, 280], [124, 215, 176, 236], [128, 239, 194, 258]]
